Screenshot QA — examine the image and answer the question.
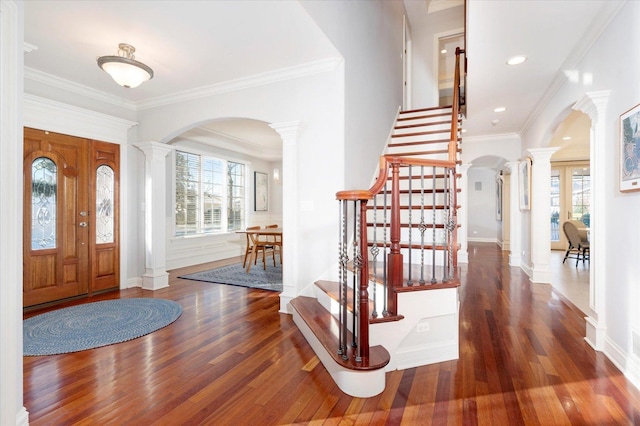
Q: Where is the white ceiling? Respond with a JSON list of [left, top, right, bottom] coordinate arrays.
[[23, 0, 623, 161]]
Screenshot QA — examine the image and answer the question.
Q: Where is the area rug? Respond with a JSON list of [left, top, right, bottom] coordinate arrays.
[[24, 298, 182, 356], [179, 262, 282, 292]]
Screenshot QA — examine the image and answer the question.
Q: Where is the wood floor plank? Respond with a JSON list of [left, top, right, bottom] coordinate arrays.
[[23, 245, 640, 425]]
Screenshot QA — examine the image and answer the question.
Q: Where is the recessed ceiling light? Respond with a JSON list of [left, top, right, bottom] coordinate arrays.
[[507, 55, 527, 66], [563, 136, 572, 140], [441, 49, 447, 54], [494, 107, 506, 113]]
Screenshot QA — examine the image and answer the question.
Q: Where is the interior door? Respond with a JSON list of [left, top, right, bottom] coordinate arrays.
[[23, 128, 120, 308]]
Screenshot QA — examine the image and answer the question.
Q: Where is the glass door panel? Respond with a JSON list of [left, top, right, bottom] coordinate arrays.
[[550, 169, 560, 242], [571, 167, 590, 226]]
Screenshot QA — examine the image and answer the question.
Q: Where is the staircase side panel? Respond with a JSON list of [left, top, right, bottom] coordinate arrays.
[[370, 287, 459, 371]]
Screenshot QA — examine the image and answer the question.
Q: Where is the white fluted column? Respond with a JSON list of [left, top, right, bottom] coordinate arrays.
[[134, 141, 174, 290], [528, 147, 559, 283], [574, 90, 609, 350], [457, 163, 471, 263], [505, 162, 522, 267], [270, 121, 303, 313]]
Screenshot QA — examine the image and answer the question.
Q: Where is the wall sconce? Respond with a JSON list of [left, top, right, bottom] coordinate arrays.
[[273, 168, 281, 184]]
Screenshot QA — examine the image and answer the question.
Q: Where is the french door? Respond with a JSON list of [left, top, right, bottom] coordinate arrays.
[[550, 164, 590, 250], [23, 128, 120, 308]]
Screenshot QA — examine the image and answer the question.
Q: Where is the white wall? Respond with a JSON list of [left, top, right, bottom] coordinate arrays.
[[301, 0, 405, 190], [520, 1, 640, 387]]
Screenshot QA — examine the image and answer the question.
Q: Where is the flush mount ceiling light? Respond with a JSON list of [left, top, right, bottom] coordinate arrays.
[[507, 55, 527, 66], [494, 107, 506, 113], [97, 43, 153, 88]]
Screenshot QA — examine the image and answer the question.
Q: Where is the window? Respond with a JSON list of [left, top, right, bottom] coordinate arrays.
[[175, 150, 245, 236]]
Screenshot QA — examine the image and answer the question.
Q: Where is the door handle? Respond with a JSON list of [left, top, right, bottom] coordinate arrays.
[[79, 222, 88, 227]]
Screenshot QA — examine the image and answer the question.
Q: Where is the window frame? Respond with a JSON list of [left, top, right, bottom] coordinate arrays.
[[172, 148, 248, 238]]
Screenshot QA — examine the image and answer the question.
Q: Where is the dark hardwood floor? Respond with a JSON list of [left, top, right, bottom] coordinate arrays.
[[24, 243, 640, 425]]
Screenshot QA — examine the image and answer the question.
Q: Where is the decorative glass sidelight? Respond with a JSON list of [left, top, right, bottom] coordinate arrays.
[[96, 165, 115, 243], [31, 157, 57, 250]]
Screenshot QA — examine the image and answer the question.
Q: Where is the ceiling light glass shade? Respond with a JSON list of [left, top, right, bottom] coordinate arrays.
[[97, 43, 153, 88]]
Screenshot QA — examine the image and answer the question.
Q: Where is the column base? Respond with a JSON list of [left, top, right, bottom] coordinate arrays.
[[141, 271, 169, 291]]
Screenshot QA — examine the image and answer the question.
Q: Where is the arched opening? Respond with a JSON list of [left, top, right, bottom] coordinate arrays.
[[548, 110, 591, 316], [467, 155, 508, 246], [163, 117, 283, 270]]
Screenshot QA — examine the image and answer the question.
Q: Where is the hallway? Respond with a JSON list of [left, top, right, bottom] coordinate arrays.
[[23, 244, 640, 424]]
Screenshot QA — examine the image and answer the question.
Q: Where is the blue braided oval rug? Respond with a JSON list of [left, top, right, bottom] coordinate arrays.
[[24, 298, 182, 356]]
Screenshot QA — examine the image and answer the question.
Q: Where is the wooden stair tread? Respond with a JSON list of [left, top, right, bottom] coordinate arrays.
[[394, 119, 460, 130], [290, 296, 390, 371], [400, 105, 452, 114], [314, 280, 404, 323]]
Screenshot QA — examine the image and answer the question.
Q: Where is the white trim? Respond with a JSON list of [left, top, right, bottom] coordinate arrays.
[[573, 91, 609, 349], [137, 58, 342, 110], [0, 1, 28, 424], [24, 67, 137, 111], [25, 58, 342, 113], [269, 121, 303, 314], [24, 94, 137, 143]]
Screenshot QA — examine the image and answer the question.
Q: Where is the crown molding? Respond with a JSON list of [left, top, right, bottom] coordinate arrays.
[[136, 57, 343, 110], [24, 67, 139, 111], [25, 57, 342, 113]]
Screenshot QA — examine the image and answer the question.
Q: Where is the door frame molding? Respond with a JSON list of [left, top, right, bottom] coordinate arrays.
[[24, 94, 137, 290]]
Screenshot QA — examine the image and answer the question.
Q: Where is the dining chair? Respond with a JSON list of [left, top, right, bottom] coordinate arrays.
[[562, 221, 590, 267], [242, 225, 261, 268], [246, 230, 277, 273], [265, 224, 282, 264]]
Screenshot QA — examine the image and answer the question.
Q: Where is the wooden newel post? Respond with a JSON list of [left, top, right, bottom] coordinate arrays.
[[387, 160, 402, 315], [358, 199, 370, 360]]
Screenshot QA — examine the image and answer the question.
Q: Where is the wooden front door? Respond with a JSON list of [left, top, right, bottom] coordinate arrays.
[[23, 128, 120, 308]]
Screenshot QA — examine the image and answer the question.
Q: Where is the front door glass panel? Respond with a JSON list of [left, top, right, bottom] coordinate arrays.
[[96, 164, 115, 243], [31, 157, 57, 250]]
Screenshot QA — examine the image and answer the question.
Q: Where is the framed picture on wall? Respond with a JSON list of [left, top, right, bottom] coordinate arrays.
[[518, 158, 531, 210], [254, 171, 268, 211], [620, 103, 640, 192]]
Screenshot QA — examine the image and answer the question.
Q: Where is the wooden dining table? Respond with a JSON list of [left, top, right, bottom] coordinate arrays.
[[236, 227, 283, 272]]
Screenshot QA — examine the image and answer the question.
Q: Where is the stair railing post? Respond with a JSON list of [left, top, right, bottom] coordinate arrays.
[[357, 198, 370, 361], [387, 159, 402, 315]]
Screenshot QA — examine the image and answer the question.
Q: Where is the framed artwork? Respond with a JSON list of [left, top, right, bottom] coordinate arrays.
[[620, 103, 640, 192], [496, 176, 503, 221], [254, 171, 268, 211], [518, 158, 531, 211]]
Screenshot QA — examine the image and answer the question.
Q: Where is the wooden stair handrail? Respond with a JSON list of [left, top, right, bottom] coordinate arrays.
[[450, 47, 464, 163], [336, 156, 457, 202]]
